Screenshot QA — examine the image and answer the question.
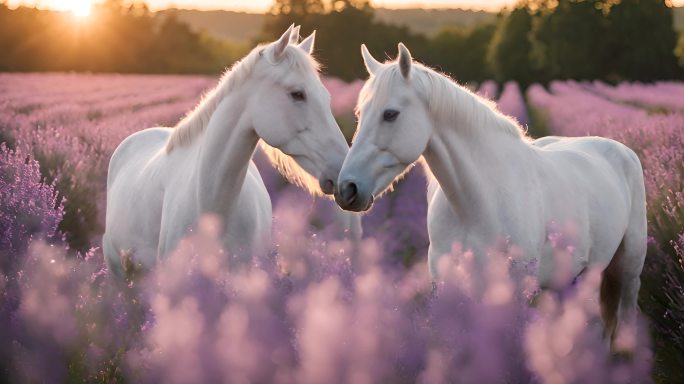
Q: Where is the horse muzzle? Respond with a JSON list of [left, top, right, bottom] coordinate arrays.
[[335, 180, 374, 212], [319, 177, 335, 195]]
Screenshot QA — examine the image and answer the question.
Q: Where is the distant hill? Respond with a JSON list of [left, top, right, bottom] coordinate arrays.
[[157, 9, 266, 43], [675, 6, 684, 30], [374, 8, 496, 36], [160, 6, 683, 43], [159, 8, 498, 44]]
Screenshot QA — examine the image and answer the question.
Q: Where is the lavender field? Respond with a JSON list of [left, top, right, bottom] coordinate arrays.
[[0, 73, 682, 382]]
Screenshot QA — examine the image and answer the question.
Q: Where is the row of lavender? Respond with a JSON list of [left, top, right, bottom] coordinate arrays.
[[527, 80, 684, 379], [0, 73, 217, 250], [0, 73, 662, 382]]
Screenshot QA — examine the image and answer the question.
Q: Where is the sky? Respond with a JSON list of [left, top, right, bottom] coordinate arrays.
[[7, 0, 684, 14]]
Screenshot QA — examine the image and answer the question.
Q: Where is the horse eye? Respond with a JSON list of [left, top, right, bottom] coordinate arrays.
[[383, 109, 400, 122], [290, 90, 306, 101]]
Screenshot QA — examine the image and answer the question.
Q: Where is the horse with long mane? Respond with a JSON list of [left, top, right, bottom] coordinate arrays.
[[103, 25, 349, 276], [335, 43, 647, 344]]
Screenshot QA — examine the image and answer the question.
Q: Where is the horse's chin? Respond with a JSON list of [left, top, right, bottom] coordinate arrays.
[[365, 195, 375, 211], [341, 195, 374, 212]]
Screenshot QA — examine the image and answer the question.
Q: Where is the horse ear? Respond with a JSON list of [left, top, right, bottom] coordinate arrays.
[[273, 24, 294, 61], [298, 30, 316, 54], [361, 44, 381, 75], [398, 42, 412, 79], [289, 25, 301, 45]]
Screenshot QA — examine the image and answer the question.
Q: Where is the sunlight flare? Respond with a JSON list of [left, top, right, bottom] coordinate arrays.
[[65, 0, 91, 18]]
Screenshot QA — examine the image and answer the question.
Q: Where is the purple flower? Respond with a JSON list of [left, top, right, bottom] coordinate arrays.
[[0, 74, 659, 383], [0, 143, 64, 271]]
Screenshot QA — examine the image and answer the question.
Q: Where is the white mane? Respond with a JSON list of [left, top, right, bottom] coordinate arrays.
[[259, 143, 322, 196], [357, 62, 528, 140], [166, 44, 321, 153], [166, 46, 260, 152], [166, 43, 325, 196]]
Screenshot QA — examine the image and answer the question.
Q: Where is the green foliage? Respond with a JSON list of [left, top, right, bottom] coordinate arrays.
[[427, 23, 496, 82], [530, 0, 610, 80], [163, 8, 498, 45], [678, 31, 684, 68], [526, 105, 551, 138], [260, 0, 496, 82], [0, 0, 681, 82], [486, 0, 684, 83], [260, 0, 682, 83], [259, 0, 429, 81], [608, 0, 680, 81], [488, 7, 537, 86]]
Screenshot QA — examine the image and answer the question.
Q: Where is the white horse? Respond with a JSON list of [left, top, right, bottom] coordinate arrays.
[[103, 26, 350, 277], [335, 43, 647, 343]]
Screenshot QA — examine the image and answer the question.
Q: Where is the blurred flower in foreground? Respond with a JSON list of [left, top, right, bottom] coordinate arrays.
[[123, 213, 651, 383]]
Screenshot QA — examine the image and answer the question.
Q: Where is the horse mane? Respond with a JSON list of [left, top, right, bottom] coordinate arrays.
[[358, 62, 528, 140], [165, 47, 258, 152], [165, 44, 321, 153], [259, 142, 322, 196], [166, 42, 325, 196], [355, 60, 529, 197]]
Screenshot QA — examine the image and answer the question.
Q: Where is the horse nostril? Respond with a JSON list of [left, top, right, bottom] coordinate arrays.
[[342, 181, 358, 205], [321, 179, 335, 194]]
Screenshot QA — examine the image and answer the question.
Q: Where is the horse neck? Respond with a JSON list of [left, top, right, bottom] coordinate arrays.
[[195, 88, 258, 216], [423, 86, 531, 224]]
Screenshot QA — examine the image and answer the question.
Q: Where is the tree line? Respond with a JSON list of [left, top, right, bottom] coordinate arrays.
[[0, 0, 681, 83], [0, 0, 245, 74], [260, 0, 683, 84]]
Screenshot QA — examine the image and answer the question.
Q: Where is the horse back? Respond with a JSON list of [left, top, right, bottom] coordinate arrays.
[[538, 136, 642, 194], [107, 127, 172, 188], [538, 136, 644, 264], [104, 127, 173, 270]]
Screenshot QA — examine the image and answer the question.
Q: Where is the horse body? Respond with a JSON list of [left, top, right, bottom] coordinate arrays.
[[105, 124, 271, 276], [104, 26, 350, 277], [426, 135, 645, 290], [337, 43, 647, 342]]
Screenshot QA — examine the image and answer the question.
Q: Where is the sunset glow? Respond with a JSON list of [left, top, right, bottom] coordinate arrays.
[[8, 0, 92, 16], [7, 0, 684, 13], [67, 0, 92, 17]]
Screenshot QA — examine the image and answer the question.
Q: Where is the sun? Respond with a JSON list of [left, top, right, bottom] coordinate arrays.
[[64, 0, 92, 18]]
